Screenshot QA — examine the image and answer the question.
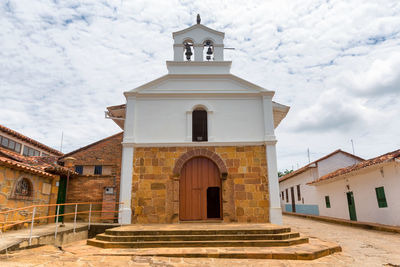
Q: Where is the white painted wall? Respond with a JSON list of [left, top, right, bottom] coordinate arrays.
[[279, 151, 363, 215], [133, 97, 265, 143], [317, 153, 360, 177], [279, 169, 319, 207], [315, 162, 400, 226]]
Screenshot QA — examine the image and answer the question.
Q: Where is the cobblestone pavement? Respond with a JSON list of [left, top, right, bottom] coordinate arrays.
[[0, 215, 399, 266]]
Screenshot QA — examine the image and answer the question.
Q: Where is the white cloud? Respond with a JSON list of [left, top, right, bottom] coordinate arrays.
[[0, 0, 399, 171]]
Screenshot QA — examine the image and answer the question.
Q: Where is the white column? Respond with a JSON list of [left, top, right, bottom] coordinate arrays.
[[213, 45, 224, 61], [266, 144, 283, 225], [173, 45, 183, 61], [185, 111, 192, 141], [119, 144, 134, 224], [119, 94, 136, 224], [262, 94, 283, 225], [194, 44, 203, 61]]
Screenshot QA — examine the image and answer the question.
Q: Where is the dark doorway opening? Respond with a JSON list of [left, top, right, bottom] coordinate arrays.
[[207, 187, 220, 218], [290, 186, 296, 212]]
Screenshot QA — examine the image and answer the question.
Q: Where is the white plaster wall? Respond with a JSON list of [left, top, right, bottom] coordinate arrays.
[[173, 27, 224, 45], [134, 97, 265, 143], [315, 162, 400, 226], [317, 152, 361, 177], [279, 169, 319, 207]]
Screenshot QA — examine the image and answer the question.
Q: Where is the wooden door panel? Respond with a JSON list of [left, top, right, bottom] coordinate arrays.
[[180, 157, 221, 220]]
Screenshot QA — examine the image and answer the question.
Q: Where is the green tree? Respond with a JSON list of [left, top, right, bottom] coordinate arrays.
[[278, 169, 293, 178]]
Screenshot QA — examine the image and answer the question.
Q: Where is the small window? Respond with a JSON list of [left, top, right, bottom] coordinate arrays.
[[192, 109, 208, 142], [281, 191, 284, 200], [8, 140, 15, 150], [285, 188, 289, 203], [375, 187, 388, 208], [12, 177, 33, 200], [75, 165, 83, 174], [94, 165, 102, 175], [325, 196, 331, 208], [297, 185, 301, 201], [15, 143, 21, 153], [1, 137, 8, 147], [23, 145, 40, 156]]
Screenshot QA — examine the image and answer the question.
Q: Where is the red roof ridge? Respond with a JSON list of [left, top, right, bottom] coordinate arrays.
[[0, 156, 56, 178], [59, 132, 123, 159], [308, 148, 400, 185], [0, 124, 63, 156], [279, 149, 364, 183]]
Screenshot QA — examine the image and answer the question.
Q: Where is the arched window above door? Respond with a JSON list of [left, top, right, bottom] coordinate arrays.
[[192, 109, 207, 142]]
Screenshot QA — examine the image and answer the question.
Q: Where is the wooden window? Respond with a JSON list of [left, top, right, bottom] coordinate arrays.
[[75, 165, 83, 174], [192, 109, 208, 142], [94, 165, 102, 175], [325, 196, 331, 208], [281, 191, 284, 200], [285, 188, 289, 203], [297, 185, 301, 201], [375, 187, 388, 208]]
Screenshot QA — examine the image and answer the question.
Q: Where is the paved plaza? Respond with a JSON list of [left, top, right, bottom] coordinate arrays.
[[0, 215, 399, 266]]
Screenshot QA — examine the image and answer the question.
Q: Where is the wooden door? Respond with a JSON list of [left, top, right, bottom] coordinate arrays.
[[290, 187, 296, 212], [179, 157, 221, 220], [346, 191, 357, 221], [55, 176, 67, 222]]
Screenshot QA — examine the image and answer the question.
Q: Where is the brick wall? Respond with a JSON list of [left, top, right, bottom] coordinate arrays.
[[132, 145, 269, 224], [62, 132, 123, 204]]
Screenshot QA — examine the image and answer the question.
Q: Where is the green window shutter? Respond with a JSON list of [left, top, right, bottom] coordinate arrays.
[[325, 196, 331, 208], [375, 187, 388, 208]]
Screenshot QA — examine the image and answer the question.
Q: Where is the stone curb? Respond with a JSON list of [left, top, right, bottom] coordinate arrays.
[[283, 212, 400, 234]]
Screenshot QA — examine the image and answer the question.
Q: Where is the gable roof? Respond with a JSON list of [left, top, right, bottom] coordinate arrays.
[[59, 132, 123, 159], [308, 149, 400, 185], [124, 74, 274, 96], [173, 24, 224, 38], [0, 124, 63, 156], [279, 149, 364, 183]]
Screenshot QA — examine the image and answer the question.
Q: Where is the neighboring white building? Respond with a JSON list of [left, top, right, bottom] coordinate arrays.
[[308, 149, 400, 226], [279, 150, 363, 215]]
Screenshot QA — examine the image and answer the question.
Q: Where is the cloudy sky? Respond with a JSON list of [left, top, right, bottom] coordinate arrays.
[[1, 0, 399, 171]]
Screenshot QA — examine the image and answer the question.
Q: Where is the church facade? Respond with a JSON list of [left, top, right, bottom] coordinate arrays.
[[106, 17, 289, 225]]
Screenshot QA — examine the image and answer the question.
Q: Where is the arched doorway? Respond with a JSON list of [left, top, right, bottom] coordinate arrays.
[[179, 157, 222, 221]]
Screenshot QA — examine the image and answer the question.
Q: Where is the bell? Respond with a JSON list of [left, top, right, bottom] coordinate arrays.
[[206, 46, 212, 61], [185, 43, 192, 60]]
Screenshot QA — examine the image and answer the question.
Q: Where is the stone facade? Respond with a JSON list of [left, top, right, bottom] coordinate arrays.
[[0, 165, 59, 226], [132, 145, 269, 223]]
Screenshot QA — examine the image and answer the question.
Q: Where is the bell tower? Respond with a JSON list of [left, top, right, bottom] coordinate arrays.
[[172, 14, 225, 62]]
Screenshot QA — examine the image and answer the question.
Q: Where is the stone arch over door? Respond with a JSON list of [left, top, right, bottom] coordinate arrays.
[[173, 149, 227, 178]]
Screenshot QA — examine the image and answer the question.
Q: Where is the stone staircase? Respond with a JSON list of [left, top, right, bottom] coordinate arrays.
[[87, 225, 309, 249]]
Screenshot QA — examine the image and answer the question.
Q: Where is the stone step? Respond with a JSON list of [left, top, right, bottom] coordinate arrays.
[[87, 238, 341, 260], [87, 236, 309, 248], [95, 232, 301, 242], [104, 227, 292, 236]]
